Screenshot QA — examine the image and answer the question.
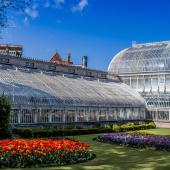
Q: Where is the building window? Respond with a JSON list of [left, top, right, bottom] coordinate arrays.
[[9, 51, 16, 56], [48, 65, 56, 71], [16, 51, 22, 57], [25, 62, 34, 68]]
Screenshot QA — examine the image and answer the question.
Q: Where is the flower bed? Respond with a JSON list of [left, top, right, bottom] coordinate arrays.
[[96, 133, 170, 151], [0, 139, 94, 168]]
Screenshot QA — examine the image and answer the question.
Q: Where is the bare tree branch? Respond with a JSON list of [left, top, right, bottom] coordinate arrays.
[[0, 0, 32, 34]]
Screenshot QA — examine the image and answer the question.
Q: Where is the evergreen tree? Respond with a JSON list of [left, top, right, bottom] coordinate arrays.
[[0, 95, 11, 138]]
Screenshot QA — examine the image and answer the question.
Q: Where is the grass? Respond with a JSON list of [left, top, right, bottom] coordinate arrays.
[[141, 128, 170, 136], [2, 129, 170, 170]]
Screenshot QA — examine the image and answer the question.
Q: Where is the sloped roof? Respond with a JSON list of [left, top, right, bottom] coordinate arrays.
[[50, 52, 63, 64], [0, 66, 146, 108]]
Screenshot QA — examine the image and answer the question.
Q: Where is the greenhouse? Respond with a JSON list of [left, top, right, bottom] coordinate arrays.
[[0, 55, 146, 126], [108, 40, 170, 121]]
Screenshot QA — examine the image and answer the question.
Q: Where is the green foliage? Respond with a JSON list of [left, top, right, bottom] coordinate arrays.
[[0, 95, 11, 139], [13, 127, 113, 138], [112, 124, 120, 132], [13, 128, 33, 138], [33, 129, 53, 138], [103, 124, 111, 129], [75, 125, 84, 129], [12, 122, 156, 139], [112, 122, 156, 132], [148, 122, 156, 129]]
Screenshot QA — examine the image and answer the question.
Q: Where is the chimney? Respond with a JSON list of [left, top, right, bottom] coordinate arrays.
[[82, 56, 88, 68], [68, 49, 71, 64], [132, 41, 137, 47]]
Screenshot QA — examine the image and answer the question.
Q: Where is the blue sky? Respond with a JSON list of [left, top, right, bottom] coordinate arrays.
[[1, 0, 170, 71]]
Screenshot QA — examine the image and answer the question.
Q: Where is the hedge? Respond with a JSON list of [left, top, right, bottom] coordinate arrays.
[[12, 122, 156, 138], [0, 96, 11, 139], [12, 128, 113, 138], [112, 122, 156, 132]]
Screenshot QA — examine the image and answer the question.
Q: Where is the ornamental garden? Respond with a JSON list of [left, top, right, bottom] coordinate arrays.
[[1, 96, 170, 169]]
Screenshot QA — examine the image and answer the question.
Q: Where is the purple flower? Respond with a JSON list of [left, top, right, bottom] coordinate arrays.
[[97, 133, 170, 150]]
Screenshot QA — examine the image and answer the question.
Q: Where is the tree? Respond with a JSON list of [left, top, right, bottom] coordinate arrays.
[[0, 95, 11, 138], [0, 0, 32, 33]]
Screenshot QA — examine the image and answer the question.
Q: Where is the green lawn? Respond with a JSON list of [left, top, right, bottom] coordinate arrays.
[[141, 128, 170, 136], [3, 130, 170, 170]]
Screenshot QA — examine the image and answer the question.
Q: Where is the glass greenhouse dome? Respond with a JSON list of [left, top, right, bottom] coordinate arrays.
[[108, 40, 170, 121]]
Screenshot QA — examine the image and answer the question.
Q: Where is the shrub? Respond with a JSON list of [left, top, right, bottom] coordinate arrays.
[[103, 124, 111, 129], [75, 125, 84, 129], [33, 129, 53, 138], [112, 122, 156, 132], [0, 96, 11, 139], [16, 128, 33, 138], [13, 122, 155, 138], [14, 128, 112, 138], [112, 124, 120, 132], [148, 122, 156, 129]]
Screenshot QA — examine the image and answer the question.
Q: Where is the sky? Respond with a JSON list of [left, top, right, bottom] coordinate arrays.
[[1, 0, 170, 71]]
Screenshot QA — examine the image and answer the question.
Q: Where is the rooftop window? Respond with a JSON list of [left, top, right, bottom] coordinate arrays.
[[25, 62, 34, 68]]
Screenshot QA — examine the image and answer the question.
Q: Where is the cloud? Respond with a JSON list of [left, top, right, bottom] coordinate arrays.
[[44, 0, 65, 8], [24, 4, 39, 19], [72, 0, 88, 12], [23, 17, 29, 25], [23, 0, 65, 23], [53, 0, 65, 5], [44, 1, 50, 8]]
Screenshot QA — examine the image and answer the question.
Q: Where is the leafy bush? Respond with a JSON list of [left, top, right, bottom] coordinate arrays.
[[0, 96, 11, 139], [147, 122, 156, 129], [103, 124, 111, 129], [13, 128, 113, 138], [112, 122, 156, 132], [75, 125, 84, 129], [112, 124, 120, 132], [14, 128, 33, 138], [33, 129, 53, 138], [13, 122, 156, 138]]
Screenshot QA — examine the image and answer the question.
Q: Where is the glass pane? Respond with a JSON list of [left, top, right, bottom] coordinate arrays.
[[144, 76, 151, 92], [138, 76, 144, 92], [159, 75, 165, 92], [166, 75, 170, 92], [152, 77, 158, 92]]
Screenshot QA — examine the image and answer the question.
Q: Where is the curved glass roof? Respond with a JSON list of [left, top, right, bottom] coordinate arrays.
[[108, 41, 170, 74], [0, 66, 145, 108]]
